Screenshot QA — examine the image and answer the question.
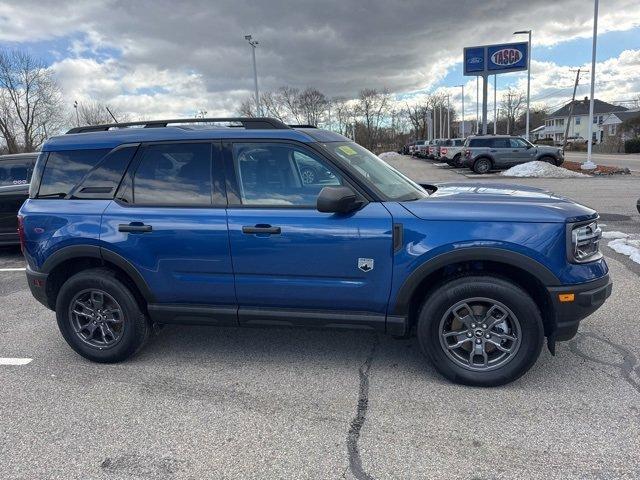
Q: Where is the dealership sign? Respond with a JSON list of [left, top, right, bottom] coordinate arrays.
[[464, 42, 528, 76]]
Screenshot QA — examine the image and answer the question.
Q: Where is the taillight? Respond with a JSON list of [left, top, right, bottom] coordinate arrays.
[[441, 148, 448, 154], [17, 215, 25, 253]]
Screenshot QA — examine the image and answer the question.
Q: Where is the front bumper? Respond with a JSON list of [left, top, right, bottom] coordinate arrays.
[[26, 266, 51, 309], [547, 274, 612, 341]]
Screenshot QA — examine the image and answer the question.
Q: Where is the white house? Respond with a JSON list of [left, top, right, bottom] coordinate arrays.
[[542, 98, 627, 144], [601, 110, 640, 141]]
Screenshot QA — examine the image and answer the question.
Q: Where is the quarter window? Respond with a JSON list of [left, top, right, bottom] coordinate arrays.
[[233, 143, 342, 207], [133, 143, 212, 206], [38, 149, 110, 198]]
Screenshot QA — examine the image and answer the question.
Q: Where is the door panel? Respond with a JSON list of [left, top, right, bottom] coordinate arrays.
[[227, 203, 393, 314], [101, 141, 236, 308], [101, 203, 235, 305], [0, 185, 28, 243]]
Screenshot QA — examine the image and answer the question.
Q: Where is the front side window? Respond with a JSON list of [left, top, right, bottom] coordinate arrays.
[[133, 143, 212, 206], [510, 138, 529, 148], [322, 141, 428, 201], [38, 149, 110, 198], [233, 143, 342, 207], [0, 161, 32, 187]]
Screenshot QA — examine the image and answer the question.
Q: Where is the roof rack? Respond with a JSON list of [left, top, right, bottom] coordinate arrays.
[[66, 117, 290, 134], [288, 124, 317, 129]]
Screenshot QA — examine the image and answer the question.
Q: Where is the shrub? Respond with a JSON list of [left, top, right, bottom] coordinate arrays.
[[624, 138, 640, 153]]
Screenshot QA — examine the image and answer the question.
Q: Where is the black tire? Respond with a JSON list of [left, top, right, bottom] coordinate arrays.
[[452, 153, 462, 168], [473, 157, 492, 174], [540, 155, 560, 166], [55, 268, 150, 363], [417, 275, 544, 387]]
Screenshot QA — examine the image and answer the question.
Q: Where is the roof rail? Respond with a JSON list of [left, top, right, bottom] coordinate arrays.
[[288, 124, 317, 129], [65, 117, 290, 134]]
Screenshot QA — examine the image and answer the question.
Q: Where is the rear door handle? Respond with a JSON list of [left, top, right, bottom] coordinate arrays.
[[489, 149, 497, 153], [118, 222, 152, 233], [242, 224, 281, 235]]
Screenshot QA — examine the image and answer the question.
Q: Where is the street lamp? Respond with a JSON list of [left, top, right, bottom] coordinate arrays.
[[583, 0, 599, 170], [456, 85, 464, 138], [244, 34, 262, 116], [514, 29, 532, 140]]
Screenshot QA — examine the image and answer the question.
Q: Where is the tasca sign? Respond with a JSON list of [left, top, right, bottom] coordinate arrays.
[[464, 42, 528, 76]]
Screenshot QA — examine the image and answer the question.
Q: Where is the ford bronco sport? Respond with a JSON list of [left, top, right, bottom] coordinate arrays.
[[20, 118, 611, 386]]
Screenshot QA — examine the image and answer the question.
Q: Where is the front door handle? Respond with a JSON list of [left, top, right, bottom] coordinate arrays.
[[242, 224, 281, 235], [118, 222, 152, 233], [489, 149, 497, 153]]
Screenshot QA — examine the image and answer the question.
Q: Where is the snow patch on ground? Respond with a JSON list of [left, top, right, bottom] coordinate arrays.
[[608, 237, 640, 264], [603, 229, 640, 264], [501, 161, 589, 178], [378, 151, 403, 160], [434, 163, 449, 167], [601, 231, 630, 239]]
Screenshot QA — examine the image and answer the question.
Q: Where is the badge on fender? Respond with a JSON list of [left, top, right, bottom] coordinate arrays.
[[358, 258, 374, 272]]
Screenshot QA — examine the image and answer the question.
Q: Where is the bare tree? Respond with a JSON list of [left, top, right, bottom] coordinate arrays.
[[0, 49, 64, 153], [500, 88, 525, 135], [296, 88, 327, 126], [74, 100, 129, 126], [331, 97, 355, 137], [354, 88, 391, 150]]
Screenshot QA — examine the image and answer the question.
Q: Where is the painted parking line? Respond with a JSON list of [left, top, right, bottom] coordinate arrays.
[[0, 358, 32, 365], [0, 267, 26, 272]]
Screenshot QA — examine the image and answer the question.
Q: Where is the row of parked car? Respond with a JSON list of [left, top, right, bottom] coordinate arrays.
[[401, 135, 565, 174]]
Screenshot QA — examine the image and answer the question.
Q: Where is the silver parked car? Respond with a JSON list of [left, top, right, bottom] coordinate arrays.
[[460, 135, 564, 174]]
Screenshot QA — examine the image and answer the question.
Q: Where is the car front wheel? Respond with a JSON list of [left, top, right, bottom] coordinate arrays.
[[55, 268, 150, 363], [417, 275, 544, 387]]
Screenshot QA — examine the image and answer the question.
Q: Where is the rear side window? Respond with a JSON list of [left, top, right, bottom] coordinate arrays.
[[0, 160, 32, 187], [38, 149, 110, 198], [132, 143, 212, 206], [469, 138, 492, 148], [72, 146, 138, 199], [491, 138, 510, 148]]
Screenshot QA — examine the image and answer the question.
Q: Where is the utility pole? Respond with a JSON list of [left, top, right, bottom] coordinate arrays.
[[562, 69, 584, 152], [584, 0, 599, 170], [505, 92, 513, 135], [244, 35, 262, 116], [481, 75, 488, 135], [514, 30, 532, 139], [439, 104, 443, 138]]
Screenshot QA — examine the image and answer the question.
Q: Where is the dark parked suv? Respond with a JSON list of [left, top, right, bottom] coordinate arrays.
[[0, 153, 38, 246], [20, 118, 611, 386], [461, 135, 564, 174]]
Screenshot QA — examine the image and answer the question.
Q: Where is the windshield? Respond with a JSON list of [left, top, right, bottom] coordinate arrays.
[[322, 142, 428, 201]]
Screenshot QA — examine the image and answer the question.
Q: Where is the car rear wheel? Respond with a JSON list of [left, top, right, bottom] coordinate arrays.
[[55, 268, 150, 363], [473, 158, 492, 174], [417, 275, 544, 387], [452, 153, 462, 168]]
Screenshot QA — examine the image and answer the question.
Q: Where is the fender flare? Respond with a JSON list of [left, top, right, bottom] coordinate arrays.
[[40, 245, 155, 303], [392, 247, 560, 316]]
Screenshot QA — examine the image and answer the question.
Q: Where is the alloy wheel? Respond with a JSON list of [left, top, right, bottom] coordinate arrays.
[[69, 289, 125, 349], [438, 297, 521, 371]]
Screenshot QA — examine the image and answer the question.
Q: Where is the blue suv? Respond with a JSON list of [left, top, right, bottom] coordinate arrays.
[[19, 118, 612, 386]]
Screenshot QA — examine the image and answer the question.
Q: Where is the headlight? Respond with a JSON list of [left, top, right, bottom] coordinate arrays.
[[569, 220, 602, 262]]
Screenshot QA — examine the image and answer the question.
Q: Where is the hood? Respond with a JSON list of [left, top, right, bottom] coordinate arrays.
[[405, 183, 596, 223]]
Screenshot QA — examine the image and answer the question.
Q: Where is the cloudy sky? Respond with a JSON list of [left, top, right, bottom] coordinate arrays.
[[1, 0, 639, 121]]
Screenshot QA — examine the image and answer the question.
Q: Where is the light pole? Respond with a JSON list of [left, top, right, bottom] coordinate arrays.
[[514, 29, 532, 140], [456, 85, 465, 138], [446, 94, 450, 138], [493, 75, 497, 135], [583, 0, 599, 170], [476, 77, 479, 134], [244, 35, 262, 116]]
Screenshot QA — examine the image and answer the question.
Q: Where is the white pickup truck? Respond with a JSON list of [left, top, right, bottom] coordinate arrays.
[[440, 138, 466, 166]]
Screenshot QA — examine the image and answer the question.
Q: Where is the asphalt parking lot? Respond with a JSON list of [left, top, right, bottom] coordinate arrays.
[[1, 157, 639, 479]]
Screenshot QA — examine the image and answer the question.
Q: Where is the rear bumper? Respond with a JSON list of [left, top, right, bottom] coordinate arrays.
[[547, 274, 612, 341], [26, 266, 51, 309]]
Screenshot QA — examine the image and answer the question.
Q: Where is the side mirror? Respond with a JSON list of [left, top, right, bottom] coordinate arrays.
[[526, 144, 533, 149], [317, 186, 362, 214]]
